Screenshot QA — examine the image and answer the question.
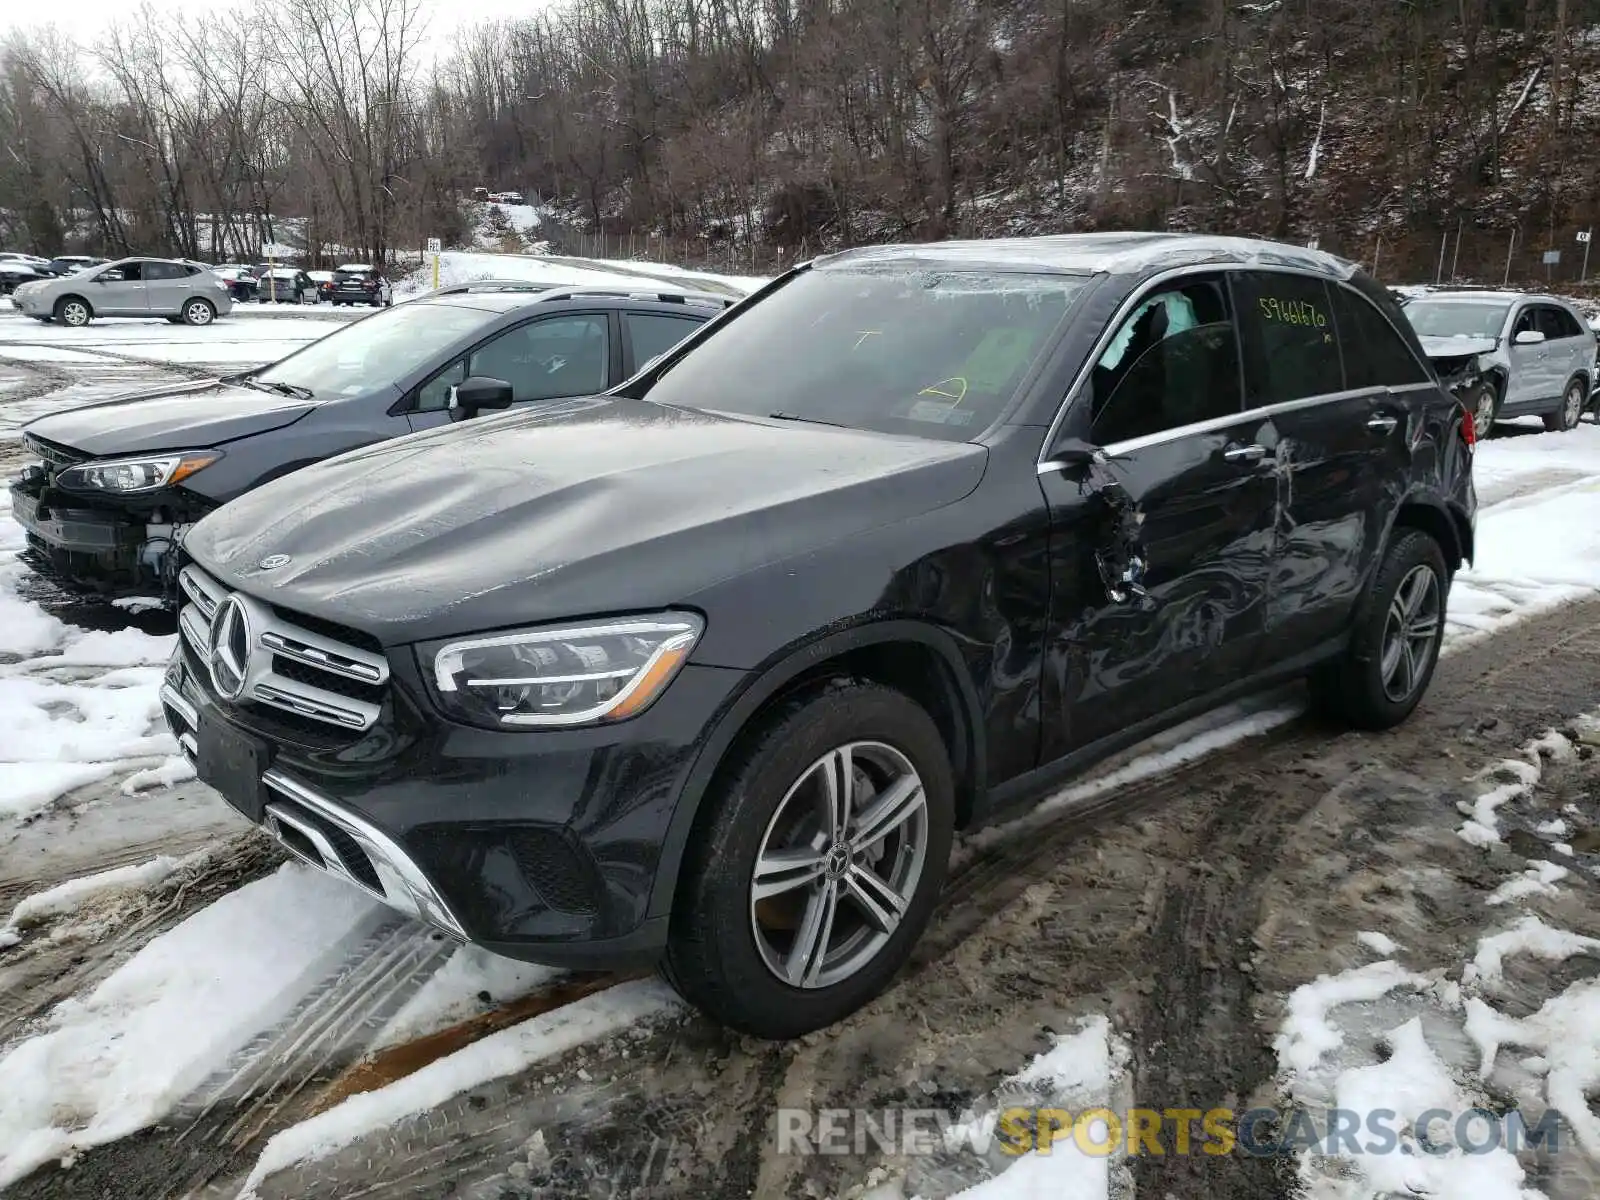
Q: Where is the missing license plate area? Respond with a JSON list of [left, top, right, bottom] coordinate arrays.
[[196, 716, 271, 821]]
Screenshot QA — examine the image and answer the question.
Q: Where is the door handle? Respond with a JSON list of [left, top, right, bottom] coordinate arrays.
[[1221, 443, 1266, 463], [1366, 415, 1399, 435]]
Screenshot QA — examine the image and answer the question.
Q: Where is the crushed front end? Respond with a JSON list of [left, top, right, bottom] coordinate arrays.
[[9, 433, 215, 597]]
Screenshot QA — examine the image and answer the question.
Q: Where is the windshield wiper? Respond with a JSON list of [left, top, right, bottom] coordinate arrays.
[[766, 411, 848, 428], [261, 381, 315, 400]]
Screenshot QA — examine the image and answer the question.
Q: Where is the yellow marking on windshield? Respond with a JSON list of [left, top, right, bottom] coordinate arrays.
[[854, 330, 882, 348], [918, 377, 969, 404]]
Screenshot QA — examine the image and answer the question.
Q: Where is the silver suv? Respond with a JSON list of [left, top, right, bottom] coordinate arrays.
[[1401, 288, 1597, 434], [11, 256, 235, 327]]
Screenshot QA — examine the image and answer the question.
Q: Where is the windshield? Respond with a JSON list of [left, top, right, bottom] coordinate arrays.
[[1403, 300, 1509, 339], [252, 303, 491, 397], [641, 265, 1086, 440]]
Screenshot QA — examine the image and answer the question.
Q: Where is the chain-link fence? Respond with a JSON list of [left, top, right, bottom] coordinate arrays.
[[1297, 223, 1600, 293]]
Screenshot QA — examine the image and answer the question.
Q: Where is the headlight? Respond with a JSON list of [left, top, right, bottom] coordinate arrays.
[[55, 451, 222, 494], [426, 613, 703, 729]]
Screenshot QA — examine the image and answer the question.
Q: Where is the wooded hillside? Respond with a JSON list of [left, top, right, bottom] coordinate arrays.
[[3, 0, 1598, 283]]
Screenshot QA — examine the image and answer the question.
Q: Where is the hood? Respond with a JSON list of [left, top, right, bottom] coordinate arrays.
[[1418, 334, 1499, 360], [23, 380, 315, 457], [185, 396, 988, 644]]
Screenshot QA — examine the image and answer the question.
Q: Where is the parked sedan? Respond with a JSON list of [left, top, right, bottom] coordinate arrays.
[[10, 288, 726, 593], [159, 234, 1475, 1038], [10, 257, 234, 327], [0, 257, 45, 295], [307, 270, 337, 302], [1400, 289, 1597, 434]]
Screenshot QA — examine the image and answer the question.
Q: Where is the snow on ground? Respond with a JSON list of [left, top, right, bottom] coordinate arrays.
[[0, 497, 178, 822], [237, 980, 681, 1199], [1274, 713, 1600, 1199], [940, 1018, 1131, 1200], [0, 864, 385, 1189]]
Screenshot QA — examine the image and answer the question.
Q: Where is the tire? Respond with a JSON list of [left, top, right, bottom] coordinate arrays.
[[1543, 375, 1586, 432], [53, 296, 91, 327], [181, 298, 216, 327], [661, 680, 955, 1039], [1466, 380, 1499, 436], [1309, 528, 1448, 730]]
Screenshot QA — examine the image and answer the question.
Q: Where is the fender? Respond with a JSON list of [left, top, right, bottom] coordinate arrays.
[[1376, 487, 1473, 577], [646, 618, 987, 919]]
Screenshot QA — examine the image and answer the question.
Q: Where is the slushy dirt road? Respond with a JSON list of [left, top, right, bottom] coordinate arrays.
[[7, 595, 1597, 1200]]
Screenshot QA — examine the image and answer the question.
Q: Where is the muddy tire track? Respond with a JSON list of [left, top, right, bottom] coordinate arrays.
[[19, 597, 1600, 1200]]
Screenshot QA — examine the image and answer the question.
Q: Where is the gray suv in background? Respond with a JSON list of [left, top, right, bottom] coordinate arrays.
[[11, 257, 234, 327], [1400, 288, 1596, 434]]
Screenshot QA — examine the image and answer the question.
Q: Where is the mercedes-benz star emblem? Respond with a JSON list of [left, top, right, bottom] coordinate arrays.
[[206, 596, 252, 701], [258, 554, 291, 570]]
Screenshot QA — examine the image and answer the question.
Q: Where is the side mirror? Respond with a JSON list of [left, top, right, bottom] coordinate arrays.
[[1042, 436, 1114, 470], [1514, 329, 1546, 345], [449, 375, 515, 418]]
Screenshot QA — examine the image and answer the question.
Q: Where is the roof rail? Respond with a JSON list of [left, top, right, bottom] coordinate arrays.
[[533, 286, 737, 309]]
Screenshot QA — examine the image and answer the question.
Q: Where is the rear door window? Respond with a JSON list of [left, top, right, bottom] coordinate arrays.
[[1329, 286, 1430, 388], [625, 312, 703, 370], [1230, 271, 1343, 406], [1538, 305, 1583, 340], [1088, 273, 1243, 445]]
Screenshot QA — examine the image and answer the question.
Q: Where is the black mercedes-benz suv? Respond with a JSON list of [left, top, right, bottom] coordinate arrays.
[[162, 234, 1477, 1038], [11, 287, 728, 595]]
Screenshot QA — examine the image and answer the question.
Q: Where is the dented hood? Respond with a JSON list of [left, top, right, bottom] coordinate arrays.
[[1417, 334, 1499, 360], [183, 396, 988, 644]]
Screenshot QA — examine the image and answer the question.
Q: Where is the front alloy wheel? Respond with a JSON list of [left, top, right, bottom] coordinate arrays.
[[663, 681, 954, 1039], [1469, 383, 1498, 436], [56, 298, 90, 327], [183, 299, 216, 327], [750, 742, 930, 989]]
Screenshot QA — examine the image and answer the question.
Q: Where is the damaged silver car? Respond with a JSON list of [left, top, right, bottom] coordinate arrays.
[[1400, 288, 1597, 434]]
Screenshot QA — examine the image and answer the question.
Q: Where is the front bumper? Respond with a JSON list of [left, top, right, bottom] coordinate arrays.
[[9, 479, 198, 593], [162, 621, 749, 968], [10, 480, 148, 589]]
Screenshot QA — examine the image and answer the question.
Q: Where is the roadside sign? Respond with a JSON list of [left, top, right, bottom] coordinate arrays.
[[1544, 250, 1562, 264], [426, 237, 442, 253], [1579, 231, 1592, 244]]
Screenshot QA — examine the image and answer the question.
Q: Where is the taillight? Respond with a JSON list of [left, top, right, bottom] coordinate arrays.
[[1461, 407, 1476, 447]]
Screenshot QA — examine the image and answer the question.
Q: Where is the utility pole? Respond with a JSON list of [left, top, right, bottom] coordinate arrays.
[[1579, 229, 1593, 281], [1504, 228, 1517, 286]]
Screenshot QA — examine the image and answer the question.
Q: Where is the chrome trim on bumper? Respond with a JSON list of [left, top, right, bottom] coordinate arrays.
[[162, 678, 464, 940], [262, 769, 468, 940]]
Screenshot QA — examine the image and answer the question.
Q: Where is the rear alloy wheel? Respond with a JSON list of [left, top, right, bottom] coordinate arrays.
[[663, 681, 954, 1038], [1310, 528, 1447, 730], [183, 298, 216, 327], [54, 297, 91, 327], [1545, 376, 1586, 432]]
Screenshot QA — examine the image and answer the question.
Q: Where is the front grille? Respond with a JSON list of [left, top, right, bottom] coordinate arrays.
[[178, 564, 390, 732], [24, 435, 87, 479], [269, 605, 383, 655]]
